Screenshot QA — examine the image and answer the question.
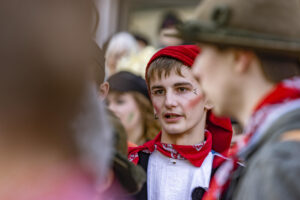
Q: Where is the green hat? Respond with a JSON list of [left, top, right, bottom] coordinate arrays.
[[177, 0, 300, 57], [107, 109, 146, 194]]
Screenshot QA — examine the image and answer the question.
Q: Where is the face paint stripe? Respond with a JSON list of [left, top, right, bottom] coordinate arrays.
[[127, 112, 135, 123], [193, 88, 198, 95]]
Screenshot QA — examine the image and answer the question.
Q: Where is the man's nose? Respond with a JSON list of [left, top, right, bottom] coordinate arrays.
[[164, 90, 177, 108]]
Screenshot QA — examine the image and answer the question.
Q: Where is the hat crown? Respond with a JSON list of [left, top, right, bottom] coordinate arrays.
[[195, 0, 300, 39]]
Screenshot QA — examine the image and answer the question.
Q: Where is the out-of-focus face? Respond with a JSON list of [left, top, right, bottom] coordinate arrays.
[[159, 28, 183, 47], [107, 92, 142, 132], [192, 44, 235, 116], [149, 67, 208, 135]]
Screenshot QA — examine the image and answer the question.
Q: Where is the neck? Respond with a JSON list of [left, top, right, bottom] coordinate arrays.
[[161, 111, 207, 145], [127, 122, 145, 145], [233, 77, 275, 128]]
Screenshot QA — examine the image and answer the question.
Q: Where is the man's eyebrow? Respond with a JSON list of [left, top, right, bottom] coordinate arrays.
[[174, 82, 193, 87], [151, 85, 164, 90]]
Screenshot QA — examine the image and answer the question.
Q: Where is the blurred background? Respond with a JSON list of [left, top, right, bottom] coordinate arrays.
[[96, 0, 199, 48]]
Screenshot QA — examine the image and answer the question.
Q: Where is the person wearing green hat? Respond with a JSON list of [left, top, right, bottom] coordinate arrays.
[[176, 0, 300, 199]]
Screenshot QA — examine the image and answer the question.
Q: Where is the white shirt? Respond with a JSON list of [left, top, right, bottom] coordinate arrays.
[[147, 150, 213, 200]]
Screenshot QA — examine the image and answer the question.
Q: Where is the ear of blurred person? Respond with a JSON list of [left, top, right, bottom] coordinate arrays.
[[91, 41, 110, 100], [99, 81, 110, 100]]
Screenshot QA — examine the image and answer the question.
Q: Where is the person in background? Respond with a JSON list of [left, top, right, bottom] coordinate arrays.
[[0, 0, 112, 199], [118, 33, 156, 77], [105, 32, 138, 76], [128, 45, 232, 200], [91, 43, 146, 199], [107, 71, 161, 146], [134, 33, 151, 51], [176, 0, 300, 199], [157, 11, 184, 48]]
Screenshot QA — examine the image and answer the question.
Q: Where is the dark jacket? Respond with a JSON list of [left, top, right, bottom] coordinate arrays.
[[224, 106, 300, 200]]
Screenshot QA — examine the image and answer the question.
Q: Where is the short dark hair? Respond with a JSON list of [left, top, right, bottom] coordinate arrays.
[[214, 45, 300, 83]]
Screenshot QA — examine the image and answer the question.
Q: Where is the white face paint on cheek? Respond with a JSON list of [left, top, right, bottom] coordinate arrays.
[[151, 97, 162, 116]]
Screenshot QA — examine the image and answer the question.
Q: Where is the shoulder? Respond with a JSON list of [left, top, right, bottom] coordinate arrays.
[[234, 141, 300, 200], [261, 140, 300, 167], [245, 140, 300, 189]]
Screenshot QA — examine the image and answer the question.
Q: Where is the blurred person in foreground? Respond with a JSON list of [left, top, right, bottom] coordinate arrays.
[[107, 71, 161, 146], [175, 0, 300, 199], [91, 44, 146, 199], [128, 45, 233, 200], [0, 0, 112, 199]]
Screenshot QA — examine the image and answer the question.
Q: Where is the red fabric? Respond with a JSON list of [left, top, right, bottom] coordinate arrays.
[[206, 111, 232, 154], [203, 77, 300, 200], [127, 141, 137, 148], [129, 131, 212, 167], [145, 45, 233, 155], [146, 45, 200, 70]]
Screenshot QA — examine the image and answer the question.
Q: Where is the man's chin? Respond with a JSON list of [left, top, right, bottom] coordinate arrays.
[[163, 128, 184, 135]]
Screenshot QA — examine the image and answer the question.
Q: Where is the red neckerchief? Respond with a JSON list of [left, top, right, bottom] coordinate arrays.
[[128, 131, 212, 167], [203, 77, 300, 200]]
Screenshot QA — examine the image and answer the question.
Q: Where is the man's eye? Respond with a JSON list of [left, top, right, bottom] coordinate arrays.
[[152, 90, 165, 95], [176, 87, 189, 93]]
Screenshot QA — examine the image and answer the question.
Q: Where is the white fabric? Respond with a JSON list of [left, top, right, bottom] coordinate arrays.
[[147, 151, 213, 200]]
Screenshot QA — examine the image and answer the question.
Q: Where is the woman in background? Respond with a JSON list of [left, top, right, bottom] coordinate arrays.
[[107, 71, 160, 146]]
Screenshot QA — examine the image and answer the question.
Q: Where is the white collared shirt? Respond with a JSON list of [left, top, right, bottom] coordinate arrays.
[[147, 150, 213, 200]]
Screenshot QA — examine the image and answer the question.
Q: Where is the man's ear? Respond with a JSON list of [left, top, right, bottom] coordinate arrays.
[[234, 50, 254, 74], [204, 99, 214, 110], [99, 81, 110, 100]]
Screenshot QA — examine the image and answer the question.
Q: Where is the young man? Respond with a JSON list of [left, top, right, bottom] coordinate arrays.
[[128, 45, 232, 200], [176, 0, 300, 199]]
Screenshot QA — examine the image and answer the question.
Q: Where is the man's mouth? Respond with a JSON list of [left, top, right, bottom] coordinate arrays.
[[164, 113, 180, 118], [163, 113, 183, 122]]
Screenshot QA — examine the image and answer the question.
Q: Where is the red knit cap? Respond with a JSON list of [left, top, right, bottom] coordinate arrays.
[[146, 45, 232, 154]]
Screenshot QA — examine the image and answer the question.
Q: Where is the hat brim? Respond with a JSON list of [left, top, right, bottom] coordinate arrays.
[[113, 152, 146, 194], [168, 21, 300, 57]]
